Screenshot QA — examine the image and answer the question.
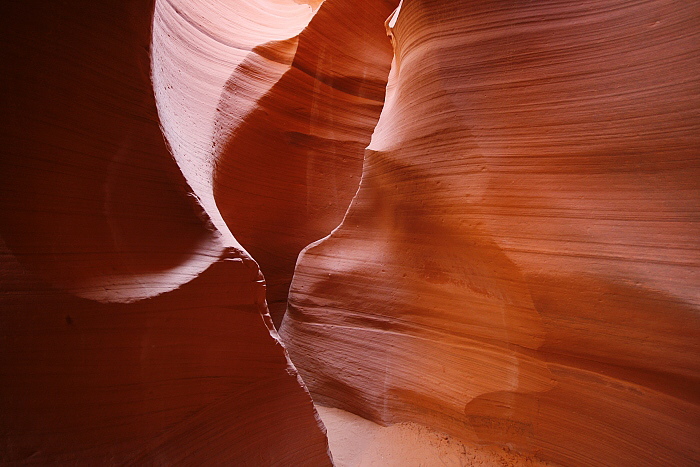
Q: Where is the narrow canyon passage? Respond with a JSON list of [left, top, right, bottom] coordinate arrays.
[[211, 0, 397, 328], [1, 0, 698, 465]]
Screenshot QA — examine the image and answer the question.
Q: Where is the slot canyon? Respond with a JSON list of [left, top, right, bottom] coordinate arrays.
[[1, 0, 698, 465]]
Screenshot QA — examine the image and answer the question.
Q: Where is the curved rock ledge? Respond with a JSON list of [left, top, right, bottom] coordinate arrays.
[[1, 0, 331, 463]]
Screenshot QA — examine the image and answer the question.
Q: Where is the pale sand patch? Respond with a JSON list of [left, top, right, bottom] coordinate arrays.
[[316, 406, 554, 467]]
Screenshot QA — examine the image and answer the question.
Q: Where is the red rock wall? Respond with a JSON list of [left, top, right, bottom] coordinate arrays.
[[212, 0, 398, 326], [2, 0, 699, 464], [0, 1, 331, 464], [281, 0, 700, 465]]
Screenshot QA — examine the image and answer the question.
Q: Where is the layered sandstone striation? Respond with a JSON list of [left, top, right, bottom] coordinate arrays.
[[212, 0, 398, 326], [281, 0, 700, 465], [2, 0, 699, 465], [0, 0, 331, 463]]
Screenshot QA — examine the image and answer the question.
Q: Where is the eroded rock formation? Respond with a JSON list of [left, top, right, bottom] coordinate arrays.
[[2, 0, 699, 465], [212, 0, 398, 327], [0, 0, 331, 464], [280, 0, 700, 465]]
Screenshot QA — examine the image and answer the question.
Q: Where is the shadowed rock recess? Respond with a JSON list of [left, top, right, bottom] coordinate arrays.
[[1, 0, 698, 465]]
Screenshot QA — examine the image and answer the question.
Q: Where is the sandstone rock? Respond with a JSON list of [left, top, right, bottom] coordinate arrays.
[[212, 0, 398, 327], [280, 0, 700, 465], [0, 1, 330, 463], [2, 0, 699, 464]]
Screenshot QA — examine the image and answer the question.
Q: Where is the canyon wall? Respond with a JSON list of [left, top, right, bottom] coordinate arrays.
[[1, 0, 698, 465], [281, 0, 700, 465], [212, 0, 398, 327], [0, 0, 332, 464]]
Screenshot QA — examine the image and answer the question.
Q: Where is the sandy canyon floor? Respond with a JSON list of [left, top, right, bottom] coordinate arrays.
[[317, 406, 555, 467]]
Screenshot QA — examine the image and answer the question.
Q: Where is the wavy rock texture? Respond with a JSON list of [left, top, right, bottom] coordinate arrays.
[[2, 0, 699, 464], [212, 0, 398, 326], [0, 0, 331, 464], [281, 0, 700, 465]]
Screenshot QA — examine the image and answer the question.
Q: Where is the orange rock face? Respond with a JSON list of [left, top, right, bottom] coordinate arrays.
[[0, 0, 330, 463], [213, 0, 398, 326], [2, 0, 699, 464], [280, 0, 700, 465]]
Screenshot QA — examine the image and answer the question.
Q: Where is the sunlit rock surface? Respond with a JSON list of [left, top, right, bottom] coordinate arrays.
[[212, 0, 398, 327], [280, 0, 700, 465]]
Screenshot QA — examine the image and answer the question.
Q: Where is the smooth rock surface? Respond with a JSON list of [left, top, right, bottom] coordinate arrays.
[[212, 0, 398, 326], [0, 0, 331, 464], [2, 0, 699, 464], [281, 0, 700, 465]]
